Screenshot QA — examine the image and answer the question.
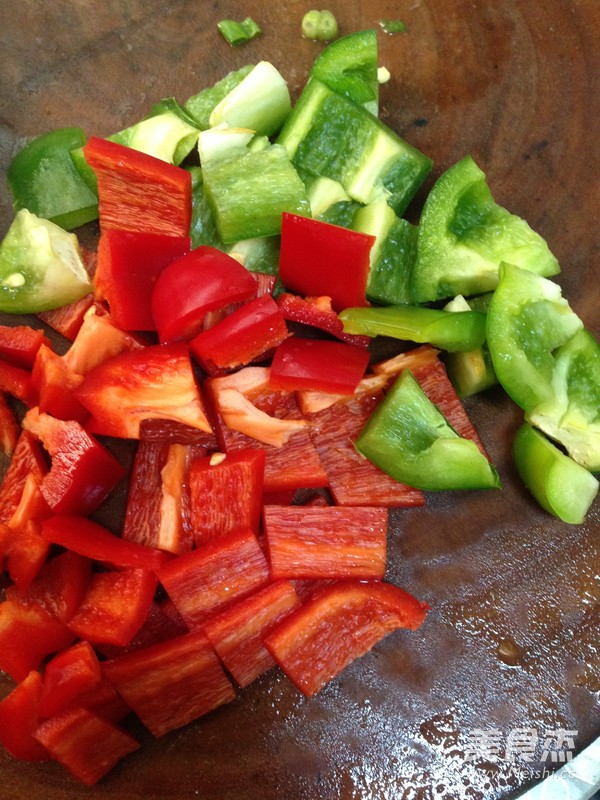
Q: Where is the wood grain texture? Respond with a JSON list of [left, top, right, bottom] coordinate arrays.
[[0, 2, 599, 798]]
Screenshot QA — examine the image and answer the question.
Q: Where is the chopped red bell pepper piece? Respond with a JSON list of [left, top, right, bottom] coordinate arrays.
[[279, 213, 375, 312], [305, 385, 425, 507], [95, 229, 190, 331], [151, 246, 258, 342], [62, 304, 145, 375], [68, 568, 158, 647], [41, 515, 171, 573], [206, 368, 328, 492], [5, 549, 92, 626], [72, 675, 131, 724], [37, 292, 95, 341], [3, 473, 52, 591], [75, 342, 212, 439], [188, 449, 265, 546], [269, 337, 370, 395], [190, 295, 289, 376], [83, 136, 192, 238], [0, 357, 37, 406], [0, 670, 50, 762], [122, 440, 198, 554], [0, 430, 47, 524], [263, 505, 388, 580], [0, 599, 75, 681], [158, 527, 271, 629], [0, 324, 48, 368], [23, 408, 126, 515], [33, 705, 140, 786], [0, 391, 19, 455], [277, 293, 370, 348], [39, 641, 101, 719], [31, 344, 88, 423], [203, 580, 301, 688], [95, 598, 189, 660], [264, 581, 429, 697], [138, 416, 219, 447], [102, 631, 236, 737]]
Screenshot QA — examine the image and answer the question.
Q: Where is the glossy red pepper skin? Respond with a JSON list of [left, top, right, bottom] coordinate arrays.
[[0, 670, 50, 761], [0, 430, 48, 524], [82, 136, 191, 238], [277, 292, 370, 348], [269, 337, 370, 394], [39, 641, 101, 719], [23, 409, 125, 516], [279, 212, 375, 311], [151, 246, 258, 342], [189, 295, 289, 375], [0, 357, 37, 406], [0, 324, 48, 368], [95, 229, 190, 331]]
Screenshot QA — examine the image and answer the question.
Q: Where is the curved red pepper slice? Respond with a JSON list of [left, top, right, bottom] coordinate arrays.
[[269, 337, 370, 395]]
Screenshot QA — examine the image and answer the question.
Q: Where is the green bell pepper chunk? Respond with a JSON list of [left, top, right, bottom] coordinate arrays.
[[513, 423, 598, 524], [356, 370, 500, 491], [443, 294, 498, 397], [184, 65, 254, 130], [526, 329, 600, 471], [0, 209, 92, 314], [412, 156, 560, 303], [486, 263, 583, 413], [310, 29, 378, 113], [8, 127, 98, 230], [339, 305, 487, 352]]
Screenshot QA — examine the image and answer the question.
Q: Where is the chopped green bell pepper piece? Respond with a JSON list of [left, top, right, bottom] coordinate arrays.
[[379, 19, 408, 35], [513, 423, 598, 524], [109, 111, 200, 166], [526, 329, 600, 470], [208, 62, 291, 138], [184, 65, 254, 130], [486, 263, 583, 413], [443, 294, 498, 397], [356, 370, 500, 491], [0, 209, 92, 313], [202, 144, 310, 243], [227, 236, 281, 276], [412, 156, 560, 303], [217, 17, 261, 47], [318, 200, 361, 228], [278, 78, 432, 216], [187, 167, 225, 251], [8, 127, 98, 230], [352, 198, 417, 305], [147, 97, 200, 128], [310, 29, 378, 113], [339, 305, 487, 352]]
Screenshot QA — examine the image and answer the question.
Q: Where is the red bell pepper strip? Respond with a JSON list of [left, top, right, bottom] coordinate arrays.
[[74, 342, 212, 439], [82, 136, 192, 238], [206, 368, 328, 491], [158, 527, 271, 629], [41, 515, 171, 573], [5, 550, 92, 626], [189, 295, 289, 375], [269, 337, 370, 395], [95, 599, 189, 661], [0, 670, 50, 762], [33, 705, 140, 786], [102, 631, 236, 737], [151, 246, 258, 342], [188, 449, 265, 546], [277, 292, 370, 348], [0, 430, 47, 524], [122, 440, 198, 555], [3, 473, 52, 591], [23, 408, 126, 516], [279, 212, 375, 312], [264, 581, 429, 697], [0, 324, 48, 368], [68, 568, 158, 647], [0, 599, 75, 681], [203, 581, 301, 688], [0, 357, 37, 406], [0, 391, 19, 456], [263, 505, 388, 580], [39, 641, 101, 719], [95, 229, 190, 331]]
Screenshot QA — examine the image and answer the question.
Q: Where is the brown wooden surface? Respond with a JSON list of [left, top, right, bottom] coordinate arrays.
[[1, 1, 599, 798]]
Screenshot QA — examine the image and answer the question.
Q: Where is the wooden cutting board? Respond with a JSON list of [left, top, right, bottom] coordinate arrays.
[[0, 2, 598, 798]]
